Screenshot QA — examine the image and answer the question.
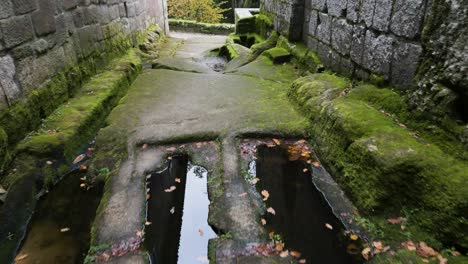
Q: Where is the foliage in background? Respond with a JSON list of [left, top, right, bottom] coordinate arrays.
[[168, 0, 230, 23]]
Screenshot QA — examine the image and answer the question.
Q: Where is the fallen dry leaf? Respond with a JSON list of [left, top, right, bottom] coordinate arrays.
[[145, 221, 152, 226], [238, 192, 248, 197], [60, 227, 70, 232], [175, 178, 181, 183], [273, 138, 281, 145], [164, 186, 176, 192], [312, 161, 321, 167], [261, 218, 266, 225], [275, 243, 284, 252], [290, 250, 302, 258], [261, 190, 270, 201], [373, 241, 383, 250], [417, 242, 438, 258], [135, 230, 145, 238], [198, 229, 204, 236], [166, 147, 176, 152], [14, 254, 28, 261], [167, 156, 173, 160], [73, 154, 86, 164], [437, 254, 448, 264], [325, 223, 333, 230], [361, 247, 372, 260], [401, 241, 416, 251], [422, 259, 429, 263], [146, 193, 151, 200], [387, 217, 407, 225], [266, 207, 276, 215], [350, 234, 359, 240], [279, 250, 289, 258], [249, 178, 260, 184], [79, 165, 87, 171]]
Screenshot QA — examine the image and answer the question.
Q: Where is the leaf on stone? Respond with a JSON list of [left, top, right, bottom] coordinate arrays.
[[261, 218, 266, 225], [73, 154, 87, 164], [267, 207, 276, 215], [175, 178, 181, 183], [14, 254, 28, 261], [279, 250, 289, 258], [325, 223, 333, 230], [417, 242, 438, 258], [290, 250, 301, 258], [165, 186, 176, 192], [361, 247, 372, 260], [387, 217, 406, 224], [198, 229, 204, 236], [273, 138, 281, 145], [60, 227, 70, 232], [261, 190, 270, 201], [166, 146, 177, 151]]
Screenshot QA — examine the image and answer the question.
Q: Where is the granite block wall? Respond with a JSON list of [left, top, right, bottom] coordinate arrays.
[[0, 0, 167, 110]]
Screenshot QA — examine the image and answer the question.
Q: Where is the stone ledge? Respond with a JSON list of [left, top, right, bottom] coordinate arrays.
[[168, 19, 234, 35]]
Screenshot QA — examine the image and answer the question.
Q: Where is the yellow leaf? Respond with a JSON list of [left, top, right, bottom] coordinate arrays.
[[261, 190, 270, 201], [350, 234, 359, 240], [272, 138, 281, 145]]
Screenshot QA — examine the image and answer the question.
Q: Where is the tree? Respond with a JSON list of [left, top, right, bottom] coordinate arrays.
[[168, 0, 230, 23]]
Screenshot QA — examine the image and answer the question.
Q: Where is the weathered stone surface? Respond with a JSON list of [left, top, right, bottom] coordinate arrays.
[[72, 7, 85, 28], [31, 39, 50, 54], [0, 55, 20, 103], [84, 5, 98, 25], [346, 0, 361, 22], [63, 0, 78, 10], [78, 0, 91, 6], [97, 5, 111, 24], [363, 30, 393, 76], [307, 10, 319, 36], [316, 13, 331, 44], [0, 0, 14, 19], [127, 2, 136, 17], [0, 16, 34, 48], [32, 0, 57, 36], [310, 0, 327, 11], [12, 0, 37, 15], [340, 57, 354, 76], [51, 14, 70, 47], [360, 0, 375, 27], [372, 0, 392, 31], [76, 25, 96, 55], [306, 36, 319, 50], [391, 41, 422, 86], [109, 4, 120, 20], [350, 24, 366, 64], [331, 18, 352, 56], [11, 44, 34, 59], [327, 0, 347, 17], [316, 40, 332, 68], [390, 0, 424, 38], [118, 3, 126, 17]]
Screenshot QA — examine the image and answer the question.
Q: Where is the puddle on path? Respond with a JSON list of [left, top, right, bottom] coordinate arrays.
[[15, 171, 103, 264], [253, 145, 363, 263], [145, 155, 216, 264]]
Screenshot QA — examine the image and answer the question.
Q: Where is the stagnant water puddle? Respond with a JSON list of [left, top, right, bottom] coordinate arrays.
[[14, 171, 103, 264], [145, 155, 216, 264], [252, 145, 363, 263]]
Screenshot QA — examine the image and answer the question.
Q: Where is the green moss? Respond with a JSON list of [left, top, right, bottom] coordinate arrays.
[[169, 19, 235, 35], [263, 47, 291, 64], [255, 14, 274, 38], [236, 16, 257, 34], [289, 73, 468, 250], [0, 128, 10, 173]]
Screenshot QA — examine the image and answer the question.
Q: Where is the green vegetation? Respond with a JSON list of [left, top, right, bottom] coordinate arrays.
[[168, 0, 229, 23], [262, 47, 291, 64]]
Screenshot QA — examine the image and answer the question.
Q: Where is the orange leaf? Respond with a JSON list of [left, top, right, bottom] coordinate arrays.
[[373, 241, 383, 250], [146, 193, 151, 200], [261, 190, 270, 201], [417, 242, 438, 258], [272, 138, 281, 145], [312, 161, 321, 167]]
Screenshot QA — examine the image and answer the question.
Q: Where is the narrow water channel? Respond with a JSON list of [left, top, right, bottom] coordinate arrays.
[[14, 171, 103, 264], [145, 156, 216, 264], [254, 145, 362, 263]]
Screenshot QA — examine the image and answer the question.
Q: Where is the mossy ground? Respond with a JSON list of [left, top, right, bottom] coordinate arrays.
[[288, 73, 468, 257]]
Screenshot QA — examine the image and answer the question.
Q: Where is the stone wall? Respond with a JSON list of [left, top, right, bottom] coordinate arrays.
[[0, 0, 167, 111]]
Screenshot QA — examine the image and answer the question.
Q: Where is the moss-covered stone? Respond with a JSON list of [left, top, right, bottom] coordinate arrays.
[[289, 73, 468, 249], [0, 128, 9, 174], [255, 14, 274, 38], [262, 47, 291, 64], [236, 16, 257, 34], [169, 19, 235, 35]]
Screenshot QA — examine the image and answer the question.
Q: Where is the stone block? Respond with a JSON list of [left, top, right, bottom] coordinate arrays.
[[78, 0, 91, 6], [360, 0, 375, 27], [84, 5, 98, 25], [63, 0, 78, 10], [127, 2, 136, 17], [391, 41, 422, 86], [329, 49, 341, 72], [346, 0, 361, 22], [372, 0, 392, 31], [0, 16, 34, 48], [308, 10, 319, 36], [77, 26, 96, 56], [311, 0, 326, 11], [0, 0, 14, 19], [316, 41, 332, 68], [73, 8, 85, 28], [109, 4, 120, 20], [331, 18, 352, 56], [51, 14, 69, 47], [363, 30, 394, 76], [316, 13, 331, 44], [97, 5, 111, 24], [0, 55, 20, 103], [119, 3, 126, 17], [12, 0, 37, 15], [32, 0, 57, 36], [350, 24, 366, 64], [340, 57, 355, 77], [327, 0, 347, 17], [11, 43, 34, 59], [306, 36, 319, 50], [390, 0, 424, 38]]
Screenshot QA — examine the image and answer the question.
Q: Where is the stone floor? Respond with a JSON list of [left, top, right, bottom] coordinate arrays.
[[91, 32, 310, 263]]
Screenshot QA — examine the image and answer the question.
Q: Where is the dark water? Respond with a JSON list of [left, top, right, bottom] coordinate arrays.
[[145, 156, 216, 264], [15, 171, 103, 264], [255, 145, 362, 264]]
